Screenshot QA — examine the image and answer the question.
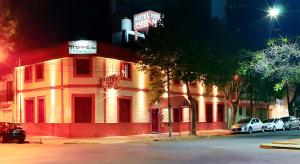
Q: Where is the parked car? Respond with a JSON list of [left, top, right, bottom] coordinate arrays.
[[281, 116, 300, 130], [0, 122, 26, 143], [231, 118, 264, 134], [262, 118, 285, 131]]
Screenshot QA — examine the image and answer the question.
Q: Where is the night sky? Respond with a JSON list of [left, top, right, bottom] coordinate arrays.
[[7, 0, 300, 53]]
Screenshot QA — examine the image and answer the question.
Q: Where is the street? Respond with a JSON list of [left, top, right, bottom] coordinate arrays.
[[1, 130, 300, 164]]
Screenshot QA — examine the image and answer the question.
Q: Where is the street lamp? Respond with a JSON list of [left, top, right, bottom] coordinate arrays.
[[267, 6, 281, 20]]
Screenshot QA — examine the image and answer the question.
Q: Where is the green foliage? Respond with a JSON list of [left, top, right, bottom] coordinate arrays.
[[253, 38, 300, 91]]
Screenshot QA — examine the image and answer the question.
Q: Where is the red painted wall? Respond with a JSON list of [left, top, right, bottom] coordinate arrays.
[[22, 122, 227, 138], [22, 123, 151, 138]]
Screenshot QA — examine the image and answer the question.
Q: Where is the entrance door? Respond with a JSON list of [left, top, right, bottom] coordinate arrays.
[[74, 97, 92, 123], [25, 99, 35, 123], [206, 104, 213, 123], [151, 109, 159, 133]]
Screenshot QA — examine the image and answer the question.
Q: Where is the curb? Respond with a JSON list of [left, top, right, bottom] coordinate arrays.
[[272, 141, 300, 145], [260, 144, 300, 150]]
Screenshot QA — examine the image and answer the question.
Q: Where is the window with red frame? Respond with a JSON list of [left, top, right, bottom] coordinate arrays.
[[24, 66, 32, 82], [120, 62, 131, 80], [75, 58, 91, 75], [35, 64, 44, 80]]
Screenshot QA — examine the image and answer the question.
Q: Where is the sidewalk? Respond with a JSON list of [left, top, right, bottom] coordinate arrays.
[[260, 139, 300, 150], [26, 130, 231, 145]]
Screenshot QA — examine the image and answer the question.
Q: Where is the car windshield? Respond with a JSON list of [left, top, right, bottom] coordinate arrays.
[[281, 117, 290, 122], [237, 119, 251, 124], [263, 119, 274, 123]]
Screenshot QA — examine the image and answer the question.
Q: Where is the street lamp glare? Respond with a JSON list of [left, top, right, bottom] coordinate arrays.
[[268, 7, 280, 18]]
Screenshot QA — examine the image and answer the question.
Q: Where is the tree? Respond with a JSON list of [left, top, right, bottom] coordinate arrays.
[[137, 21, 179, 137], [253, 39, 300, 115], [0, 0, 16, 60]]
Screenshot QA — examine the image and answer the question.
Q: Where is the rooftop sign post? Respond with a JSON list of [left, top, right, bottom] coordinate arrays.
[[68, 40, 97, 54]]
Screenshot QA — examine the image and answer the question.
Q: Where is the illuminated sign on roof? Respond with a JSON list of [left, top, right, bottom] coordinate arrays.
[[133, 10, 161, 32], [68, 40, 97, 54]]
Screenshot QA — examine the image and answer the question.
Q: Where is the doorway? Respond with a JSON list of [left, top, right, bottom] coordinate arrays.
[[151, 109, 159, 133]]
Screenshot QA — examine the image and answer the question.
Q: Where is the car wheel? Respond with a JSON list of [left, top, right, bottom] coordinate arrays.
[[282, 126, 285, 131], [261, 127, 265, 133], [273, 126, 276, 132], [248, 127, 253, 134]]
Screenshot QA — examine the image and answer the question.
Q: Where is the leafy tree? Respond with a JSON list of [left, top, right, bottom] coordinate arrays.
[[137, 21, 178, 137], [253, 38, 300, 115], [0, 0, 16, 59]]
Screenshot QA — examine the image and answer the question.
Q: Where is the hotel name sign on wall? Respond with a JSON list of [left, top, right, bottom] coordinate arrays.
[[68, 40, 97, 54]]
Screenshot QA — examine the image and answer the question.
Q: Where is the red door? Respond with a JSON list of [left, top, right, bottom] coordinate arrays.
[[38, 98, 45, 123], [217, 104, 225, 122], [25, 99, 35, 123], [151, 109, 159, 133], [173, 108, 182, 122], [206, 104, 213, 123], [74, 97, 92, 123], [118, 98, 131, 123]]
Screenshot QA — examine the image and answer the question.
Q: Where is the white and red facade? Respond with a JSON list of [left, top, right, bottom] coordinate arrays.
[[0, 42, 228, 137]]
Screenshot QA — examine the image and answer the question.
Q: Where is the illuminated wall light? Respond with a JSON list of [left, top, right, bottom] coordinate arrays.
[[212, 85, 218, 122], [17, 67, 24, 123], [199, 96, 206, 122], [199, 82, 204, 95], [106, 88, 117, 123], [137, 91, 147, 122], [48, 61, 57, 87], [213, 97, 218, 122], [138, 71, 145, 89], [213, 85, 218, 96], [48, 60, 58, 123], [50, 89, 56, 123]]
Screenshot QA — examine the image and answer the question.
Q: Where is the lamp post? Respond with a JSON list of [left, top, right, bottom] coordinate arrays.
[[268, 6, 281, 19]]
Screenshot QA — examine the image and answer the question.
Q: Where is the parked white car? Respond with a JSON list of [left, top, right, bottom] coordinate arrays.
[[231, 118, 264, 134], [262, 118, 285, 131]]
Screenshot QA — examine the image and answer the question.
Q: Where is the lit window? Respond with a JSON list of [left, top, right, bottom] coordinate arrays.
[[24, 66, 32, 82], [35, 64, 44, 81], [74, 58, 92, 76], [120, 62, 131, 80]]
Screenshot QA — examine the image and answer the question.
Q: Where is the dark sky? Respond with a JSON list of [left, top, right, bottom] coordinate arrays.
[[8, 0, 300, 53]]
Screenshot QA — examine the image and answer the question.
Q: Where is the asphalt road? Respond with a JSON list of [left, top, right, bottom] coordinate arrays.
[[1, 130, 300, 164]]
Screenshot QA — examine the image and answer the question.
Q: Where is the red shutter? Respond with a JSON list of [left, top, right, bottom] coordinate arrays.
[[206, 104, 213, 123], [217, 104, 225, 122], [38, 98, 45, 123], [25, 99, 35, 123], [74, 97, 92, 123], [173, 108, 182, 122], [25, 66, 32, 81]]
